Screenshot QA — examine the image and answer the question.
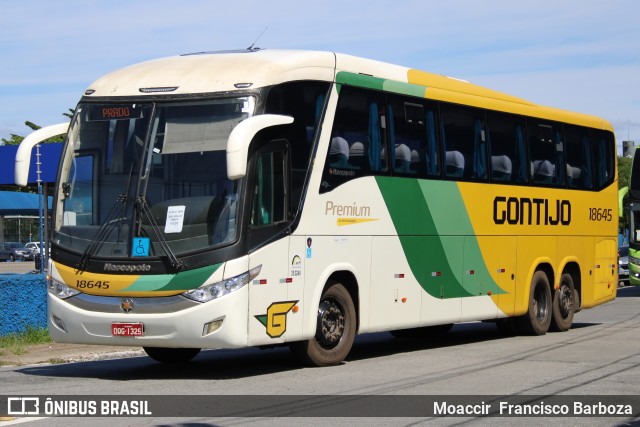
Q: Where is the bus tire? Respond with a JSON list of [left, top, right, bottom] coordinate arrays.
[[143, 347, 201, 363], [550, 273, 575, 332], [290, 281, 356, 367], [516, 270, 552, 335]]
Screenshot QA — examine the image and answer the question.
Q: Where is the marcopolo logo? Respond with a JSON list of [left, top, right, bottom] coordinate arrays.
[[104, 263, 152, 273]]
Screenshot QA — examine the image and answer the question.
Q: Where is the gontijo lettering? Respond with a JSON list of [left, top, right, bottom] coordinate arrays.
[[493, 196, 571, 225]]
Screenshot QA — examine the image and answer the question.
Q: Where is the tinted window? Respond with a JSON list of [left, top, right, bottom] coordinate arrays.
[[592, 129, 615, 189], [564, 125, 593, 189], [265, 81, 330, 211], [320, 87, 387, 192], [440, 104, 487, 181], [388, 96, 440, 178], [528, 120, 565, 186], [486, 112, 528, 184]]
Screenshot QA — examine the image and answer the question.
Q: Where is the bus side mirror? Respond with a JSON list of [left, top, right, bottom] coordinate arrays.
[[226, 114, 293, 180], [15, 122, 69, 186]]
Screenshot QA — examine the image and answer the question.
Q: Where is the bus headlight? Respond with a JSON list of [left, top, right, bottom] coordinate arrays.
[[182, 265, 261, 303], [629, 255, 640, 265], [48, 278, 81, 299]]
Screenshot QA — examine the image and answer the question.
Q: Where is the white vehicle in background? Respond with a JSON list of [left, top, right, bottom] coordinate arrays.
[[25, 242, 41, 254]]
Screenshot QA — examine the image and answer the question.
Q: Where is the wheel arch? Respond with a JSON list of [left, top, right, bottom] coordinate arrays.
[[561, 260, 582, 310], [325, 270, 360, 333], [305, 264, 361, 338], [517, 258, 554, 316]]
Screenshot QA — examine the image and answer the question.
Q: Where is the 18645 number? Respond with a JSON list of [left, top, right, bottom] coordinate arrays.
[[588, 208, 612, 222]]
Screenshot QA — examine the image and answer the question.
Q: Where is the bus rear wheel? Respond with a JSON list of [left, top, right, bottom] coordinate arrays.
[[290, 281, 356, 367], [516, 270, 552, 335], [550, 273, 575, 332], [143, 347, 201, 363]]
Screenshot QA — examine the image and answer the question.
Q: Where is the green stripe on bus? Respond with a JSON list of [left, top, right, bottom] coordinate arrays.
[[376, 177, 504, 298], [124, 263, 222, 292], [336, 72, 426, 98], [336, 71, 385, 91]]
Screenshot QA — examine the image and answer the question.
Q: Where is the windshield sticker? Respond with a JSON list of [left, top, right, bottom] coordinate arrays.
[[132, 237, 150, 257], [165, 205, 186, 233]]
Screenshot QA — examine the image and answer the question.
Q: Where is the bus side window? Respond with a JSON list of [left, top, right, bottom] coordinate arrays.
[[320, 87, 386, 193], [440, 104, 487, 181], [387, 96, 439, 178], [264, 81, 331, 214], [250, 149, 287, 228], [486, 112, 528, 184], [592, 129, 615, 189], [564, 125, 593, 189], [529, 121, 565, 187]]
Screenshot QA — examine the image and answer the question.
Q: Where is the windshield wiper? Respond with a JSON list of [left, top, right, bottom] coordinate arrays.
[[75, 164, 135, 273], [76, 193, 128, 273], [135, 195, 185, 272]]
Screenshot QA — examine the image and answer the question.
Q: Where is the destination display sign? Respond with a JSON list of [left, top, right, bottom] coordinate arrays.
[[87, 104, 144, 121]]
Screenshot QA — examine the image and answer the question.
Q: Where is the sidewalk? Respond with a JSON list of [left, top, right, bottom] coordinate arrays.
[[0, 343, 143, 367]]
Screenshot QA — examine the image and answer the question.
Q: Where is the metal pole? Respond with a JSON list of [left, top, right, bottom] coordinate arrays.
[[36, 144, 44, 273]]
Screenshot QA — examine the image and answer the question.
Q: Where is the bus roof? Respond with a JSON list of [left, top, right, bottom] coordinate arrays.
[[84, 48, 612, 132]]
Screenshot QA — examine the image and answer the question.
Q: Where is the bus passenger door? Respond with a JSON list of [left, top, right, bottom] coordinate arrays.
[[246, 141, 295, 346]]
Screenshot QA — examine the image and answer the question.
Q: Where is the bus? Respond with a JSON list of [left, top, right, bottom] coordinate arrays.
[[621, 147, 640, 286], [15, 49, 618, 366]]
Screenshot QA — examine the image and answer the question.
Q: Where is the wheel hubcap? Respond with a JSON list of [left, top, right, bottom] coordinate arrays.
[[558, 283, 573, 318], [316, 299, 345, 349]]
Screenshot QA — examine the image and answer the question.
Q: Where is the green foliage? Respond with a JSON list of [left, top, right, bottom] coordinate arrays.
[[618, 156, 633, 233], [0, 327, 52, 355], [619, 156, 632, 190], [1, 110, 73, 145]]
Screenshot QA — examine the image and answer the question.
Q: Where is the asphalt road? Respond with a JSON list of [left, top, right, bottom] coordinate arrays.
[[1, 286, 639, 426]]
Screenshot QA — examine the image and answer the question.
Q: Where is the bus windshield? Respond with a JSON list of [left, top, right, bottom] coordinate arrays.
[[54, 97, 254, 259]]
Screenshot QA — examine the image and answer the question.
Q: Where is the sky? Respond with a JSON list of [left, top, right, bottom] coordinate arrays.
[[1, 0, 639, 153]]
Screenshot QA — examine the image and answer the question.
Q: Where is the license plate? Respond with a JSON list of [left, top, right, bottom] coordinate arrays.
[[112, 322, 144, 336]]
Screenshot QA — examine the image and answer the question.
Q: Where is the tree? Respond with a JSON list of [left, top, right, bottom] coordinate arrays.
[[1, 110, 73, 145], [619, 155, 632, 190]]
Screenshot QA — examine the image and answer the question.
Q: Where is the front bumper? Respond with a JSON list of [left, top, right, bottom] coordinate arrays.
[[48, 286, 249, 349]]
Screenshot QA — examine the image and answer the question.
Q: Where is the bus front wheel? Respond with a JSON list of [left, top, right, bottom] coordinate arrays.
[[290, 281, 356, 367], [550, 273, 575, 332], [516, 270, 552, 335], [143, 347, 201, 363]]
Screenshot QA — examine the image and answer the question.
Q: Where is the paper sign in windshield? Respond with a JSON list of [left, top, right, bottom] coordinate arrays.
[[165, 205, 186, 233]]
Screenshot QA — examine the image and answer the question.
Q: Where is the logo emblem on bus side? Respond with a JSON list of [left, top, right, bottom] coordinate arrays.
[[255, 301, 298, 338], [120, 298, 134, 313]]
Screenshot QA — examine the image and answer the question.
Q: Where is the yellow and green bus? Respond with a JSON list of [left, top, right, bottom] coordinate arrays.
[[622, 147, 640, 286], [16, 49, 617, 366]]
